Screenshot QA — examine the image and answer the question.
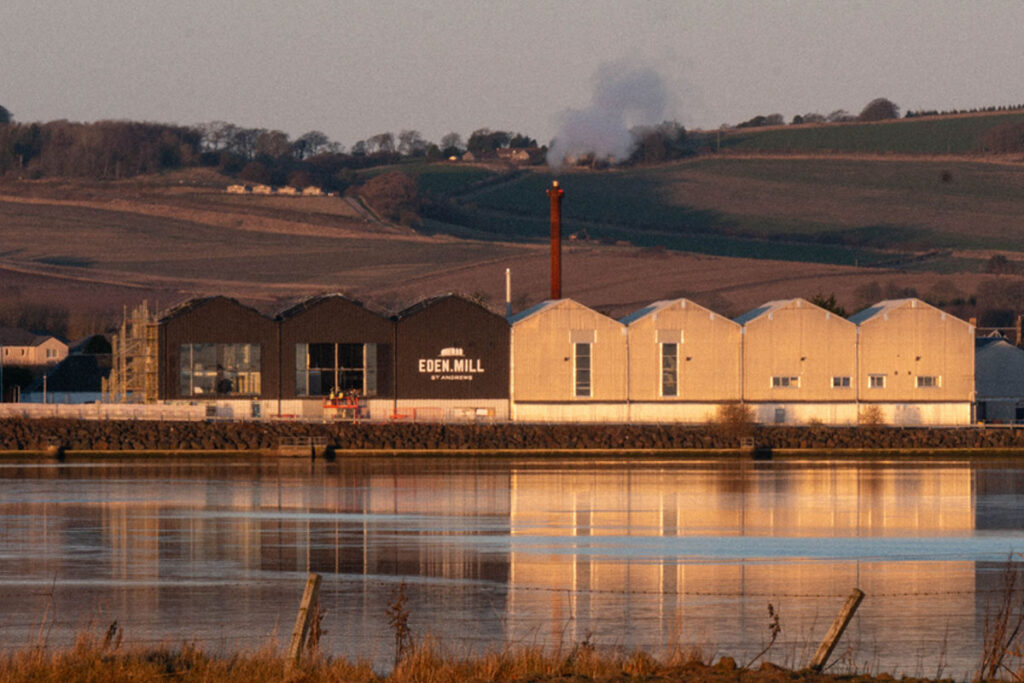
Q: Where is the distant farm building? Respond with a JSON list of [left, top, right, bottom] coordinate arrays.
[[496, 147, 544, 165], [226, 184, 321, 196]]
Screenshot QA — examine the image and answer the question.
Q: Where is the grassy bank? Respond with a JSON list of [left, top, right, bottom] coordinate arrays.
[[0, 635, 939, 683]]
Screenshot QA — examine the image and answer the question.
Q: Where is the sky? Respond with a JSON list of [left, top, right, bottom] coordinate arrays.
[[4, 1, 1024, 150]]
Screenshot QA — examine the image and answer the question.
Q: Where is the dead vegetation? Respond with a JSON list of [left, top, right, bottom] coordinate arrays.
[[859, 405, 886, 427], [0, 628, 922, 683], [979, 556, 1024, 681], [712, 402, 756, 441]]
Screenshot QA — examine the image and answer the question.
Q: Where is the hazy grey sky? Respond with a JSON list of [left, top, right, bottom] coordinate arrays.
[[4, 1, 1023, 148]]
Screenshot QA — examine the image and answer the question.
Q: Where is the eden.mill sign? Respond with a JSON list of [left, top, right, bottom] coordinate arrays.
[[418, 347, 485, 381]]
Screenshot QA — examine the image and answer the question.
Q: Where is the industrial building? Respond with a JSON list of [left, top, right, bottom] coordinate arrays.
[[140, 293, 978, 426], [158, 297, 279, 417], [736, 298, 859, 425], [849, 298, 974, 426], [394, 294, 510, 422], [510, 299, 627, 423], [976, 336, 1024, 423], [278, 294, 393, 420], [621, 298, 741, 423]]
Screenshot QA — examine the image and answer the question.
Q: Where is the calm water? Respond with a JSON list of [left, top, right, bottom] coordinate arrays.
[[2, 456, 1024, 677]]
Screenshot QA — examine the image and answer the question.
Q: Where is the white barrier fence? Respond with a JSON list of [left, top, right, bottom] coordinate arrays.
[[0, 403, 207, 421]]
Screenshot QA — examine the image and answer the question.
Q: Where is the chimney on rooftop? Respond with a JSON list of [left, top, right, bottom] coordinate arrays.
[[547, 180, 564, 299]]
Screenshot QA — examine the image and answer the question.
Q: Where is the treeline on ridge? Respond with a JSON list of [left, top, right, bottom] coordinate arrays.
[[0, 116, 548, 189]]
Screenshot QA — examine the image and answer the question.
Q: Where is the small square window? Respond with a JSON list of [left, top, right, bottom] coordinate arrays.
[[916, 375, 940, 388], [832, 376, 851, 388], [771, 376, 799, 388], [868, 374, 886, 389]]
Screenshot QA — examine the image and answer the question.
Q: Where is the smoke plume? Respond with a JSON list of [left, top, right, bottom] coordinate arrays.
[[547, 63, 670, 167]]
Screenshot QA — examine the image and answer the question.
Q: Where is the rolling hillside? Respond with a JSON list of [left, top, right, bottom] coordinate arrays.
[[717, 111, 1024, 155], [3, 111, 1024, 336], [413, 112, 1024, 270]]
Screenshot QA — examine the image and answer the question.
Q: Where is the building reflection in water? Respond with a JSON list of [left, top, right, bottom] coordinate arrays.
[[1, 459, 1022, 675]]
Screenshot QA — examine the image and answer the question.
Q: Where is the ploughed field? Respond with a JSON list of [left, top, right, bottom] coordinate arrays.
[[3, 137, 1024, 326]]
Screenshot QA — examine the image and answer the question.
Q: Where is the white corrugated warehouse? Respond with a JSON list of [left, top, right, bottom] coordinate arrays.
[[734, 298, 859, 425], [849, 298, 974, 425], [620, 298, 741, 423], [510, 299, 628, 423]]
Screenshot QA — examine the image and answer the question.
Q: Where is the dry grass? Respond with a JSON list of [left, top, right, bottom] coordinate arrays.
[[979, 556, 1024, 681], [0, 633, 893, 683]]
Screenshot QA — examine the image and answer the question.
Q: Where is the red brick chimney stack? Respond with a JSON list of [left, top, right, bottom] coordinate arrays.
[[547, 180, 564, 300]]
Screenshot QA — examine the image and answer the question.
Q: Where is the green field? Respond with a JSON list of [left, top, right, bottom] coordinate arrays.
[[718, 112, 1024, 155], [415, 150, 1024, 268]]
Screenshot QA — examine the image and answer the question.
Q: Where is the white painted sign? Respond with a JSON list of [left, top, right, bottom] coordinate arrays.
[[418, 347, 485, 381]]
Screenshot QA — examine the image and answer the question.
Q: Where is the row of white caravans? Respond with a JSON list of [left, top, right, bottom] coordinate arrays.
[[510, 297, 974, 426]]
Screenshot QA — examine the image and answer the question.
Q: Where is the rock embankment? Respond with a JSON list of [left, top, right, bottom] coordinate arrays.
[[2, 418, 1024, 452]]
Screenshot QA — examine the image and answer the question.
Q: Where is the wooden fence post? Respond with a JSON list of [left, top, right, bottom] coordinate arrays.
[[288, 573, 322, 667], [809, 588, 865, 672]]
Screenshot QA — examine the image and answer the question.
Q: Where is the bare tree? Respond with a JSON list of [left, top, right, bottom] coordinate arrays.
[[256, 129, 291, 158], [440, 132, 463, 155], [367, 132, 395, 154], [227, 127, 262, 160], [397, 129, 427, 157], [827, 109, 855, 123], [294, 130, 331, 159]]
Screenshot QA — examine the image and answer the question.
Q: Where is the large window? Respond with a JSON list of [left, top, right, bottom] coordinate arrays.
[[179, 344, 261, 397], [296, 343, 377, 397], [574, 342, 591, 398], [661, 342, 678, 397]]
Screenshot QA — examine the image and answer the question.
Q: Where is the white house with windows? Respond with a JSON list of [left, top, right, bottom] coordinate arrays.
[[509, 299, 628, 422], [735, 299, 859, 425], [621, 298, 741, 423], [0, 328, 68, 366], [849, 298, 974, 425]]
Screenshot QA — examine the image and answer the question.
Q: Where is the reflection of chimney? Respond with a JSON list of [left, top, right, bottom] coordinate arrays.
[[547, 180, 564, 299]]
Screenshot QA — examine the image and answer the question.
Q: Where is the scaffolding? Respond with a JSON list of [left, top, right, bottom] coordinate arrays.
[[103, 301, 158, 403]]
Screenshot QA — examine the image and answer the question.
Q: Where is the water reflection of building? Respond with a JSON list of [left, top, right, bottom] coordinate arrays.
[[506, 465, 978, 657], [0, 461, 512, 645], [4, 461, 1019, 672]]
